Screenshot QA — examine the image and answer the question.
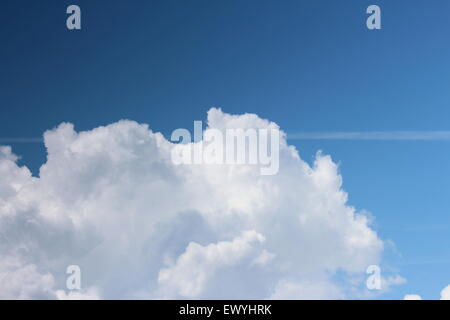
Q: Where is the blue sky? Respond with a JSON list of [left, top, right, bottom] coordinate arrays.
[[1, 0, 450, 299]]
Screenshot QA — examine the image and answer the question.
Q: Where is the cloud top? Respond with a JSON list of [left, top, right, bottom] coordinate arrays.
[[0, 108, 383, 299]]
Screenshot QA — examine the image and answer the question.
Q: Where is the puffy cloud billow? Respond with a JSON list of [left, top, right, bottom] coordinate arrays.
[[0, 108, 384, 299], [403, 284, 450, 300]]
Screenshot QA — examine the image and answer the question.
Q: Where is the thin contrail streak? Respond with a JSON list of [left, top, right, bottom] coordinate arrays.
[[288, 131, 450, 141], [0, 138, 44, 143], [3, 131, 450, 143]]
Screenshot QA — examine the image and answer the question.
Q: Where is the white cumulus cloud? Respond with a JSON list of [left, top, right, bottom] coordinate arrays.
[[440, 285, 450, 300], [403, 283, 450, 300], [404, 294, 422, 300], [158, 230, 266, 298], [0, 108, 385, 299]]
